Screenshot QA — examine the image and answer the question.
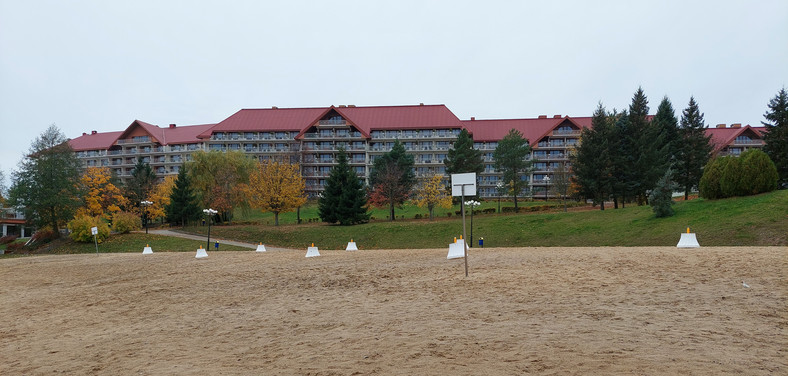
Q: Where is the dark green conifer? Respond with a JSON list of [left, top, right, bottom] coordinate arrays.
[[318, 148, 370, 225]]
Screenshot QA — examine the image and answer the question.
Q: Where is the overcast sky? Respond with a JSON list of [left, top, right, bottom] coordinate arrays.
[[1, 0, 787, 184]]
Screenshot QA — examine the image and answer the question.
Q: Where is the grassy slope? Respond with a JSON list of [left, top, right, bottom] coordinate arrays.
[[184, 190, 788, 249]]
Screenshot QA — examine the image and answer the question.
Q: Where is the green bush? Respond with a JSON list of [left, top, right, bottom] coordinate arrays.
[[699, 157, 728, 199], [68, 215, 110, 243], [700, 150, 779, 200], [740, 149, 779, 195], [720, 156, 744, 198], [112, 211, 141, 234]]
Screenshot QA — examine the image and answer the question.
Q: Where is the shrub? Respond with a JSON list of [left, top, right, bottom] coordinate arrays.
[[699, 157, 728, 199], [649, 169, 676, 218], [30, 228, 58, 244], [414, 214, 422, 219], [68, 215, 110, 243], [6, 242, 24, 252], [740, 149, 779, 195], [0, 235, 18, 245], [112, 211, 141, 234], [701, 151, 779, 199], [482, 208, 496, 214]]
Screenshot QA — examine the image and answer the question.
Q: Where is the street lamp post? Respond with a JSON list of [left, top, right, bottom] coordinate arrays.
[[496, 182, 503, 213], [203, 208, 218, 250], [140, 200, 153, 234], [465, 200, 480, 247], [544, 176, 551, 201]]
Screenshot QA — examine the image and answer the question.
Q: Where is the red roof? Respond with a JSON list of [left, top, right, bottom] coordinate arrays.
[[463, 116, 592, 146], [705, 125, 765, 152], [70, 122, 217, 150], [68, 131, 123, 151], [199, 107, 327, 138], [161, 123, 216, 144], [336, 104, 463, 132]]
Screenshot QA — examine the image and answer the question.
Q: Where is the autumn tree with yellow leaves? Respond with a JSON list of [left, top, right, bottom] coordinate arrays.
[[245, 160, 306, 226], [413, 174, 452, 220], [77, 167, 128, 220], [145, 175, 176, 222]]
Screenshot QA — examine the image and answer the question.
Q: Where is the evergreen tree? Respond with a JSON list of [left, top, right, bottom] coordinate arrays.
[[369, 140, 415, 221], [699, 157, 728, 199], [8, 125, 82, 234], [649, 169, 676, 218], [739, 149, 779, 195], [444, 129, 483, 175], [611, 111, 637, 207], [572, 103, 615, 210], [627, 87, 668, 204], [166, 167, 200, 225], [125, 157, 156, 212], [675, 97, 713, 199], [318, 149, 369, 225], [652, 97, 680, 164], [492, 128, 532, 211], [761, 88, 788, 186]]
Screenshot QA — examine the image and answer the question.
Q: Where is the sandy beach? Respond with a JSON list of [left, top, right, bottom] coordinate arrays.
[[1, 246, 785, 375]]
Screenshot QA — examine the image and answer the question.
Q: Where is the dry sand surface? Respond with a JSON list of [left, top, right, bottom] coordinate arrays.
[[1, 246, 786, 375]]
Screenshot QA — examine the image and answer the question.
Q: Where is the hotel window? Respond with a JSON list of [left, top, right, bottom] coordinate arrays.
[[244, 132, 256, 140], [336, 129, 349, 138], [370, 130, 383, 138], [320, 129, 333, 137], [275, 132, 286, 139], [214, 132, 226, 140], [420, 129, 432, 138]]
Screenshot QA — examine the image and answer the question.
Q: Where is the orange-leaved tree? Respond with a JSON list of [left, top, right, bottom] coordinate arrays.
[[77, 166, 127, 220], [244, 161, 306, 226], [413, 174, 452, 220]]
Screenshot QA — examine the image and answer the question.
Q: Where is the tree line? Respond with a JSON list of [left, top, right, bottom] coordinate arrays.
[[5, 87, 786, 236]]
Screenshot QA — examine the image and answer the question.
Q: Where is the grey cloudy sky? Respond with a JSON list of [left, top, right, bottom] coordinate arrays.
[[1, 0, 787, 182]]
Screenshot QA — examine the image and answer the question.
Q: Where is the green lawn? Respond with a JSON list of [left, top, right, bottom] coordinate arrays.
[[233, 198, 581, 225], [183, 190, 788, 249]]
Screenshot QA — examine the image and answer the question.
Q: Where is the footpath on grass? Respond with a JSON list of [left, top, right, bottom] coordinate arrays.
[[146, 229, 296, 252]]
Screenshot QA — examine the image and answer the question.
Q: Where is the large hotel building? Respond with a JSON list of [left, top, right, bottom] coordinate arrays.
[[68, 104, 766, 198]]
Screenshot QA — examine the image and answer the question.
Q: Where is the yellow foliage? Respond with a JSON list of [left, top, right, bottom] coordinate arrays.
[[244, 161, 306, 225], [78, 167, 127, 220], [413, 175, 452, 219], [145, 175, 176, 221]]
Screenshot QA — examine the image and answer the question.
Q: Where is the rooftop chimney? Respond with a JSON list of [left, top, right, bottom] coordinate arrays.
[[169, 124, 176, 128], [82, 132, 87, 136], [716, 124, 726, 128], [731, 123, 741, 128], [271, 106, 278, 109], [348, 104, 356, 107], [553, 115, 561, 118], [339, 105, 346, 108], [470, 117, 475, 121], [538, 115, 547, 119], [91, 130, 97, 135], [419, 103, 424, 106]]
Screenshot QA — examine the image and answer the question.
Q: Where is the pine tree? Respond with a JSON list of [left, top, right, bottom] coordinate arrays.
[[652, 97, 680, 164], [125, 157, 156, 213], [649, 169, 676, 218], [166, 167, 200, 225], [318, 149, 369, 225], [444, 128, 483, 175], [572, 103, 615, 210], [761, 88, 788, 186], [369, 140, 415, 221], [675, 97, 713, 199], [492, 129, 532, 211]]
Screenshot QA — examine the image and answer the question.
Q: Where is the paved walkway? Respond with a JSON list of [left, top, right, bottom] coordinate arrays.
[[145, 229, 296, 252]]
